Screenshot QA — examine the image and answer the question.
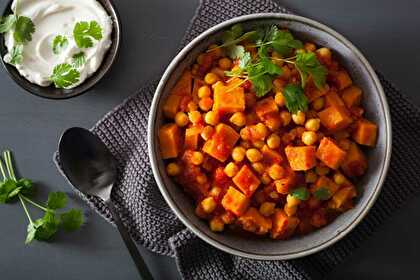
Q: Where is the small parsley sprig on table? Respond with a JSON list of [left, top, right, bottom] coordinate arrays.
[[0, 150, 84, 244]]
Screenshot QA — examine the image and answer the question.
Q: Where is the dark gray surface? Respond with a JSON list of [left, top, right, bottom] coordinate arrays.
[[0, 0, 419, 279]]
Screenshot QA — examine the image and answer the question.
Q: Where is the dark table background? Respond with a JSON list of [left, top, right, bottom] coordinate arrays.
[[0, 0, 419, 279]]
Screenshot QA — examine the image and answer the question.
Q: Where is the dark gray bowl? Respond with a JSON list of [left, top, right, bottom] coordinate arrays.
[[0, 0, 121, 100], [148, 14, 392, 260]]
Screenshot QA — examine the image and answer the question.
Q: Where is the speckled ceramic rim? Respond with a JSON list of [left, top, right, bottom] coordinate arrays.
[[148, 13, 392, 260], [0, 0, 121, 100]]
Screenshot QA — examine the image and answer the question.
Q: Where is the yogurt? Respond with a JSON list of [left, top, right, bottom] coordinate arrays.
[[4, 0, 113, 88]]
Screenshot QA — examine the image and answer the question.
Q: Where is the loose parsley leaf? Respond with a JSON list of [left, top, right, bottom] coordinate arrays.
[[313, 187, 331, 201], [291, 186, 310, 201], [295, 51, 327, 89], [73, 21, 103, 48], [283, 84, 309, 114], [60, 209, 84, 232], [13, 16, 35, 45], [52, 35, 68, 55], [72, 52, 86, 68], [50, 63, 80, 89], [0, 179, 19, 203], [33, 211, 60, 241], [0, 15, 17, 33], [47, 192, 67, 210], [7, 44, 24, 65]]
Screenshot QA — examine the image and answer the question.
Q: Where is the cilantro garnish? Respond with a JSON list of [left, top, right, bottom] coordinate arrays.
[[52, 35, 69, 55], [50, 63, 80, 89], [13, 16, 35, 45], [283, 84, 309, 114], [291, 186, 310, 201], [7, 44, 23, 65], [313, 187, 331, 201], [0, 15, 17, 33], [0, 150, 84, 244], [72, 52, 86, 68], [295, 51, 328, 89], [73, 21, 103, 48], [255, 25, 303, 56]]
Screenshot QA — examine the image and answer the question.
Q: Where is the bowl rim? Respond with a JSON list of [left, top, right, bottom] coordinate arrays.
[[0, 0, 122, 100], [148, 13, 392, 260]]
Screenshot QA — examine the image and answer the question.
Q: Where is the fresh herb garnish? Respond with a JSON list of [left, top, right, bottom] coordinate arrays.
[[291, 186, 310, 201], [0, 14, 17, 33], [313, 187, 331, 201], [72, 52, 86, 68], [255, 25, 303, 57], [13, 16, 35, 44], [0, 150, 84, 244], [7, 44, 23, 65], [73, 21, 103, 48], [50, 63, 80, 89], [283, 84, 309, 114], [295, 51, 328, 89], [52, 35, 69, 55]]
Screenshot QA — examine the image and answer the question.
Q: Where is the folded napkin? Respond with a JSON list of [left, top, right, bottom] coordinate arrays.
[[55, 0, 420, 279]]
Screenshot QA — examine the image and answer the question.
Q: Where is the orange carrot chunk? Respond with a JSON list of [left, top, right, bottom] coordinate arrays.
[[285, 146, 317, 171], [232, 165, 261, 197], [221, 186, 250, 216], [316, 137, 347, 169], [159, 123, 181, 159], [352, 119, 378, 147]]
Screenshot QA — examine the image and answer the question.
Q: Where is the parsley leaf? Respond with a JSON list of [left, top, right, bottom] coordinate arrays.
[[72, 52, 86, 68], [50, 63, 80, 89], [313, 187, 331, 201], [0, 15, 17, 33], [47, 192, 67, 210], [73, 21, 103, 48], [0, 179, 19, 203], [60, 209, 84, 232], [32, 211, 60, 242], [13, 16, 35, 45], [291, 186, 310, 201], [295, 51, 327, 89], [7, 44, 24, 65], [52, 35, 68, 55], [283, 84, 309, 114]]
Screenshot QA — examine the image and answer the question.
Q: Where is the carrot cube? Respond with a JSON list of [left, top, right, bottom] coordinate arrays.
[[232, 165, 261, 197], [285, 145, 317, 171], [310, 176, 340, 197], [203, 124, 239, 162], [334, 70, 352, 90], [213, 84, 245, 113], [159, 123, 181, 159], [325, 91, 345, 108], [271, 209, 300, 239], [184, 127, 201, 150], [341, 142, 368, 177], [275, 167, 296, 194], [255, 97, 278, 120], [170, 70, 192, 96], [261, 145, 283, 165], [352, 119, 378, 147], [328, 185, 357, 210], [163, 94, 183, 119], [341, 86, 362, 108], [221, 186, 250, 216], [238, 207, 272, 235], [318, 105, 353, 131], [316, 137, 347, 169]]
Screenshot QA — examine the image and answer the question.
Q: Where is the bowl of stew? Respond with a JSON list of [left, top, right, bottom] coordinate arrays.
[[148, 13, 391, 260]]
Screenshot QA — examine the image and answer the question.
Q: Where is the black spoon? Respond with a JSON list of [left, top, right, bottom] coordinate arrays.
[[59, 127, 154, 280]]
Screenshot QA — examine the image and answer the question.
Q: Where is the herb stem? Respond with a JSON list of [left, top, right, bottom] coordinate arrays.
[[3, 150, 16, 181], [19, 194, 33, 224], [21, 195, 50, 212], [0, 159, 7, 181]]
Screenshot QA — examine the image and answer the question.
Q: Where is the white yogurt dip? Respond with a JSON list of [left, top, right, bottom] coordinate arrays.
[[4, 0, 113, 88]]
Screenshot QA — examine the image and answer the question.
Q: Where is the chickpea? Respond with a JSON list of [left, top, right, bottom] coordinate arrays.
[[199, 97, 213, 111], [209, 217, 225, 232], [198, 85, 212, 98], [261, 173, 272, 185], [305, 170, 318, 183], [231, 147, 245, 163], [268, 164, 285, 180], [304, 42, 316, 52], [240, 127, 251, 141], [315, 165, 330, 176], [218, 57, 232, 70], [239, 140, 251, 149], [267, 133, 281, 149], [312, 97, 325, 111], [305, 118, 321, 132], [174, 112, 189, 127], [254, 123, 268, 140], [204, 111, 219, 126], [274, 91, 286, 107], [204, 72, 220, 85], [187, 101, 198, 112], [280, 111, 292, 126], [201, 197, 217, 213], [201, 126, 214, 141], [209, 186, 222, 197], [166, 163, 181, 176], [191, 151, 204, 165], [334, 173, 346, 185], [188, 111, 202, 124], [230, 112, 246, 127], [224, 162, 239, 177], [196, 174, 208, 184], [259, 202, 276, 217], [252, 162, 265, 174], [302, 131, 318, 145], [246, 148, 263, 163], [252, 140, 265, 149], [317, 47, 332, 61], [292, 111, 306, 125]]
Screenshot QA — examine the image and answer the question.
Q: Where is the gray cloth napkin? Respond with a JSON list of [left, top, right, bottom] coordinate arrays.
[[55, 0, 420, 279]]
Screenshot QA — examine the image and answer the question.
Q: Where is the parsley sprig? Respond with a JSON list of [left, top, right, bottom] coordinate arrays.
[[50, 63, 80, 89], [0, 150, 84, 244]]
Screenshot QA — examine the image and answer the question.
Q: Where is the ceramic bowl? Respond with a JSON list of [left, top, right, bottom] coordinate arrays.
[[148, 13, 392, 260], [0, 0, 121, 100]]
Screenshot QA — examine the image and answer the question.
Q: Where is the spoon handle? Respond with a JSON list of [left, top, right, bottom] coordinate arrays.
[[107, 201, 154, 280]]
